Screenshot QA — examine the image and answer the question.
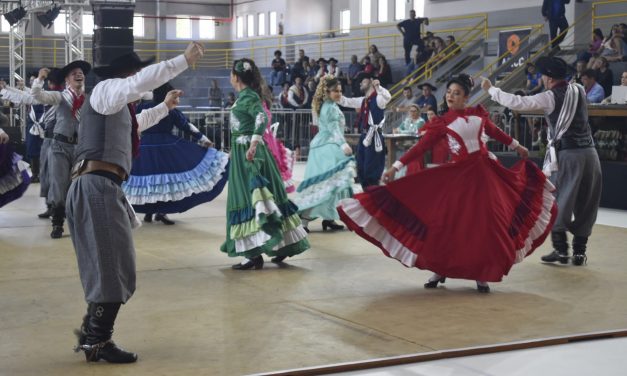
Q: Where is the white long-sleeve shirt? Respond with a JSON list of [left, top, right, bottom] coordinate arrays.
[[30, 78, 64, 106], [338, 85, 392, 110], [90, 54, 189, 132], [0, 86, 40, 105], [287, 85, 308, 107], [488, 86, 555, 114]]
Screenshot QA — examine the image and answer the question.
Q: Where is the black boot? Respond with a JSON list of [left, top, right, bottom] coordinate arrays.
[[271, 255, 288, 264], [322, 220, 344, 231], [572, 236, 588, 266], [38, 204, 53, 219], [50, 205, 65, 239], [541, 231, 569, 264], [232, 255, 264, 270], [73, 313, 90, 349], [143, 213, 153, 223], [155, 213, 175, 225], [77, 303, 138, 363]]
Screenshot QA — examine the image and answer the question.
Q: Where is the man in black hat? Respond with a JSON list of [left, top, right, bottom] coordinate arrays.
[[31, 60, 91, 239], [482, 56, 601, 267], [66, 41, 204, 364], [315, 58, 328, 83], [416, 83, 438, 120]]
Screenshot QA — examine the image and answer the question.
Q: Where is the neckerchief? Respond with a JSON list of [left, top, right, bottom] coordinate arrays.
[[355, 90, 377, 133], [127, 103, 140, 158]]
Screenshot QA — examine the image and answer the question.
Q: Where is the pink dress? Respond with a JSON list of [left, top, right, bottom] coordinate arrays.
[[262, 102, 295, 193]]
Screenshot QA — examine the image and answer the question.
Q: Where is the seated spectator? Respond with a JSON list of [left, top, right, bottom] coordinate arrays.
[[361, 44, 384, 70], [396, 86, 419, 112], [589, 24, 623, 67], [394, 104, 425, 134], [605, 23, 627, 62], [327, 58, 342, 77], [224, 92, 236, 109], [314, 58, 328, 83], [304, 80, 317, 109], [592, 56, 614, 97], [578, 28, 604, 63], [570, 59, 587, 85], [446, 35, 461, 56], [362, 56, 375, 75], [525, 62, 544, 95], [208, 79, 223, 108], [428, 37, 447, 66], [278, 83, 292, 109], [288, 77, 308, 109], [271, 50, 287, 86], [602, 70, 627, 104], [426, 109, 437, 123], [308, 58, 318, 78], [581, 69, 605, 103], [376, 56, 393, 88], [416, 83, 438, 119]]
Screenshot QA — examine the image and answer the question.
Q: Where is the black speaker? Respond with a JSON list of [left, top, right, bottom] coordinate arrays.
[[93, 28, 134, 47], [93, 7, 134, 28]]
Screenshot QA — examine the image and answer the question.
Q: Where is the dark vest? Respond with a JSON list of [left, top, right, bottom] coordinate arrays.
[[548, 85, 594, 150], [75, 94, 134, 174], [54, 98, 80, 139], [357, 94, 385, 133]]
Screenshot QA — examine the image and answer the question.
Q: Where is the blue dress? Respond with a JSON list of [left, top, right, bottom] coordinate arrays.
[[122, 102, 229, 214], [0, 143, 31, 208]]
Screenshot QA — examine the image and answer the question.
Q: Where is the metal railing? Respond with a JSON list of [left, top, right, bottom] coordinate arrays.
[[592, 0, 627, 34]]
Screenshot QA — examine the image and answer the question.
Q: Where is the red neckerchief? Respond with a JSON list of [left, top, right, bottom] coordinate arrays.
[[355, 90, 377, 132], [69, 88, 85, 120], [127, 103, 140, 158], [293, 86, 305, 104]]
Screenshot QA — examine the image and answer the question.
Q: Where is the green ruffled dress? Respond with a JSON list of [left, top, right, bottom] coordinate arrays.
[[220, 88, 310, 258]]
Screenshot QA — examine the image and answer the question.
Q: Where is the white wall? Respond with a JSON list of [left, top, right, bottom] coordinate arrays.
[[286, 0, 332, 35], [425, 0, 540, 17]]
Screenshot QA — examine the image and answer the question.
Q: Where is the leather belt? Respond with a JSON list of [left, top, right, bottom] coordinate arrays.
[[72, 160, 128, 181], [53, 133, 77, 144]]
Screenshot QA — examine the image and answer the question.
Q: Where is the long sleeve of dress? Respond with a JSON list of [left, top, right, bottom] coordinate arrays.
[[245, 95, 268, 142], [483, 117, 519, 149], [30, 78, 63, 105], [396, 125, 448, 168], [171, 108, 203, 141]]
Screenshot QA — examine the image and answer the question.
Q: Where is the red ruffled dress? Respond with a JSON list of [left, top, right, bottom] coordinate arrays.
[[338, 106, 557, 282]]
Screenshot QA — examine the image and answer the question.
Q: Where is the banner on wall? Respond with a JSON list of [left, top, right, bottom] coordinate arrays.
[[498, 28, 532, 72]]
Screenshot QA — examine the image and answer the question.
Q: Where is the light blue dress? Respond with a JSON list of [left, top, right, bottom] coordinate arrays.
[[294, 100, 356, 220]]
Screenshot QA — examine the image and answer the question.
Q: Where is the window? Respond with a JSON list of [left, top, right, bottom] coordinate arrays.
[[258, 13, 266, 36], [340, 10, 350, 34], [413, 0, 425, 17], [53, 12, 66, 34], [378, 0, 388, 22], [199, 19, 215, 39], [133, 14, 145, 37], [395, 0, 405, 20], [82, 14, 94, 35], [236, 16, 244, 38], [269, 11, 277, 35], [176, 16, 191, 39], [247, 14, 254, 37], [1, 16, 11, 32], [360, 0, 371, 24]]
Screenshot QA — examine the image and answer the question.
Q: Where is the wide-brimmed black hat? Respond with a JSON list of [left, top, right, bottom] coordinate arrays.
[[418, 82, 437, 91], [317, 58, 328, 64], [328, 57, 338, 64], [60, 60, 91, 79], [535, 56, 568, 79], [93, 52, 155, 78], [357, 71, 374, 81]]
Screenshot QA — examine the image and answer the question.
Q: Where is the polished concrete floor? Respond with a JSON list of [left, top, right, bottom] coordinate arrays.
[[1, 165, 626, 376]]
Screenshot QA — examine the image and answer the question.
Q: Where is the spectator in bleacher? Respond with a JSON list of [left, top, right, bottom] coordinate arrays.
[[361, 44, 384, 70], [278, 83, 292, 109], [314, 58, 328, 83], [347, 55, 363, 96], [588, 24, 623, 67], [224, 92, 236, 109], [591, 56, 614, 97], [578, 28, 604, 63], [291, 49, 310, 81], [526, 62, 544, 95], [327, 58, 342, 77], [601, 70, 627, 104], [361, 56, 375, 75], [416, 83, 438, 119], [394, 104, 425, 135], [581, 69, 605, 103], [376, 56, 393, 88], [208, 79, 223, 108], [542, 0, 570, 49], [446, 35, 461, 56], [397, 10, 429, 65], [396, 86, 419, 112], [308, 57, 318, 78], [428, 37, 447, 67], [270, 50, 287, 86], [605, 23, 627, 62], [305, 80, 317, 109], [570, 59, 587, 85], [287, 77, 308, 109]]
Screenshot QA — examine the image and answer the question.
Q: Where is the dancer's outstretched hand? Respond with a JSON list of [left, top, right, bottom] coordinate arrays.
[[0, 132, 9, 144], [164, 90, 183, 109], [516, 145, 529, 159], [381, 167, 397, 184], [480, 77, 492, 91], [184, 42, 205, 66]]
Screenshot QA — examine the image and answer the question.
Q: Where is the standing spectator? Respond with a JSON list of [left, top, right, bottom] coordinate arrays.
[[224, 92, 236, 109], [208, 79, 223, 108], [270, 50, 287, 86], [278, 82, 292, 109], [592, 56, 614, 97], [397, 10, 429, 65], [314, 58, 328, 83], [526, 62, 544, 95], [581, 69, 605, 103], [542, 0, 570, 49], [376, 56, 393, 88], [361, 45, 384, 70], [327, 58, 342, 77], [416, 83, 438, 118], [288, 76, 308, 109], [396, 86, 419, 112], [570, 59, 587, 85], [347, 55, 363, 97]]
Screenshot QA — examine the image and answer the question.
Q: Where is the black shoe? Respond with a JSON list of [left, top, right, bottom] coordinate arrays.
[[322, 220, 344, 231], [541, 250, 569, 264], [50, 226, 63, 239], [79, 341, 138, 363], [424, 277, 446, 289], [155, 213, 175, 225], [303, 226, 310, 233], [143, 213, 153, 223], [38, 207, 53, 219], [232, 256, 264, 270], [572, 253, 587, 266], [477, 283, 490, 293], [271, 255, 288, 264]]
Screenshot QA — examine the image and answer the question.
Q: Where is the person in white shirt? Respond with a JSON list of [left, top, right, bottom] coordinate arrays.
[[287, 76, 309, 108]]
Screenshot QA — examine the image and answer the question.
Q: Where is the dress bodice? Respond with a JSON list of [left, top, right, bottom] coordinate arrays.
[[445, 114, 488, 158]]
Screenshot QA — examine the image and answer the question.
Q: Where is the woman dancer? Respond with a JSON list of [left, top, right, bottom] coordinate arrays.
[[294, 76, 356, 232], [122, 82, 229, 224], [0, 121, 31, 208], [221, 58, 309, 269], [338, 74, 557, 293]]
